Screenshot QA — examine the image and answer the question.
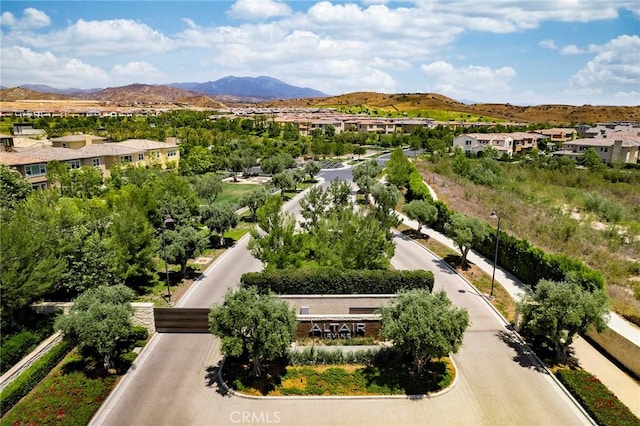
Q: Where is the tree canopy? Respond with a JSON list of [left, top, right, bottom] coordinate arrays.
[[444, 213, 489, 267], [402, 199, 438, 232], [209, 286, 297, 376], [55, 284, 136, 369], [518, 280, 609, 364], [385, 148, 412, 188], [381, 289, 469, 373]]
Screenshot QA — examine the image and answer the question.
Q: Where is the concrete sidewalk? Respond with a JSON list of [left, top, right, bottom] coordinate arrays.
[[397, 211, 640, 418]]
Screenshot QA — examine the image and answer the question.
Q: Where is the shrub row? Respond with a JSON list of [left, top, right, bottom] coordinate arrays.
[[431, 200, 604, 291], [0, 339, 73, 417], [555, 368, 640, 426], [1, 331, 40, 374], [407, 169, 432, 202], [241, 268, 434, 295], [288, 347, 379, 366], [287, 346, 406, 367]]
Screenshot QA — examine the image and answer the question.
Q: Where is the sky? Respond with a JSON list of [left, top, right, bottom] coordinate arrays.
[[1, 0, 639, 106]]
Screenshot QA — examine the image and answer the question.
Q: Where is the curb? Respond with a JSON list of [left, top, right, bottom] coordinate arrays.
[[216, 352, 459, 401], [393, 228, 597, 425]]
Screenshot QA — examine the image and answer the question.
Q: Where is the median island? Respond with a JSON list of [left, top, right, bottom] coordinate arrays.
[[210, 268, 468, 397]]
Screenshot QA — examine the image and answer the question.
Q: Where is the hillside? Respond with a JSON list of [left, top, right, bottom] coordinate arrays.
[[74, 83, 201, 104], [2, 86, 639, 124], [0, 87, 70, 101], [264, 92, 640, 124]]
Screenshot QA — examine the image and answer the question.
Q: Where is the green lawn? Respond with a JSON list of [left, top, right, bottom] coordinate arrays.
[[215, 182, 265, 205]]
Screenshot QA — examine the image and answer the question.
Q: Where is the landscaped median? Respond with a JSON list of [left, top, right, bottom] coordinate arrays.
[[218, 347, 457, 398]]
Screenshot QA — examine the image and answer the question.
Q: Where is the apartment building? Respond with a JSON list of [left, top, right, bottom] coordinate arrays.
[[0, 134, 179, 189]]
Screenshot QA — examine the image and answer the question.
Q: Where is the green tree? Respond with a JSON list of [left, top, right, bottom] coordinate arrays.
[[165, 224, 208, 277], [238, 186, 268, 222], [299, 185, 330, 230], [200, 202, 238, 246], [518, 280, 609, 364], [272, 171, 294, 200], [353, 159, 382, 204], [310, 209, 395, 270], [385, 148, 412, 187], [179, 145, 215, 175], [579, 147, 605, 172], [304, 160, 322, 181], [0, 193, 65, 331], [227, 153, 244, 182], [282, 122, 300, 141], [192, 173, 223, 204], [106, 192, 158, 289], [209, 286, 297, 377], [381, 289, 469, 373], [45, 160, 72, 195], [0, 163, 31, 212], [402, 200, 438, 233], [326, 178, 352, 209], [444, 214, 489, 268], [69, 166, 104, 199], [55, 284, 135, 369], [249, 196, 305, 269], [371, 183, 401, 227]]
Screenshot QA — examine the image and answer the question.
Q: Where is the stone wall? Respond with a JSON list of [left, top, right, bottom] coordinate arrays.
[[131, 303, 156, 335], [31, 301, 156, 335]]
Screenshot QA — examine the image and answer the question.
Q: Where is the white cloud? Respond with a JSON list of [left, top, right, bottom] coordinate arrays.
[[0, 8, 50, 29], [0, 46, 109, 88], [6, 19, 175, 56], [571, 35, 640, 89], [420, 61, 517, 101], [614, 90, 639, 100], [227, 0, 292, 20], [539, 39, 558, 50], [559, 45, 584, 55], [111, 62, 165, 82]]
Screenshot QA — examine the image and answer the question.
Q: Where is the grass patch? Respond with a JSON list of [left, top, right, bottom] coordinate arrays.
[[223, 353, 454, 396], [555, 368, 640, 426], [1, 350, 119, 425], [215, 182, 263, 205]]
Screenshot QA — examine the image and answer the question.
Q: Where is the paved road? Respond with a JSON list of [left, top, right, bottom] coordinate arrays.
[[91, 165, 591, 426]]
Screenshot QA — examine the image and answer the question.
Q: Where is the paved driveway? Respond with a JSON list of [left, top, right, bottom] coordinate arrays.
[[91, 172, 591, 426]]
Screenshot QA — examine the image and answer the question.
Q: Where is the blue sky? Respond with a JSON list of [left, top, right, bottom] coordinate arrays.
[[1, 1, 638, 105]]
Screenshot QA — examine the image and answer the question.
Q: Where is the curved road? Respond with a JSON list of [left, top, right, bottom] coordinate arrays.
[[91, 165, 591, 426]]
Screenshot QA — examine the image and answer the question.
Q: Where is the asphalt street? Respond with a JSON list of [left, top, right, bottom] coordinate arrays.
[[90, 164, 592, 426]]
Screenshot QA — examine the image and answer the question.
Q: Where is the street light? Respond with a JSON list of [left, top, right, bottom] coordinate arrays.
[[161, 215, 175, 306], [489, 211, 501, 299]]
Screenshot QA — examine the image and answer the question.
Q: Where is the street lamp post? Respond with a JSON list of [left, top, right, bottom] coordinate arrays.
[[161, 215, 175, 306], [489, 211, 501, 299]]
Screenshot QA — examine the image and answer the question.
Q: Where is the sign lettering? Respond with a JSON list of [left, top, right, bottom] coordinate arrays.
[[308, 322, 366, 339]]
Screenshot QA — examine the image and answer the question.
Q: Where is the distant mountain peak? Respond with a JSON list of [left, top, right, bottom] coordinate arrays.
[[188, 76, 326, 100]]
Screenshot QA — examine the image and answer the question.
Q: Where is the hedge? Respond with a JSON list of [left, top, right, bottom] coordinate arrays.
[[430, 200, 603, 291], [241, 268, 434, 295], [0, 331, 39, 374], [407, 170, 432, 202], [0, 339, 73, 417], [555, 368, 640, 426]]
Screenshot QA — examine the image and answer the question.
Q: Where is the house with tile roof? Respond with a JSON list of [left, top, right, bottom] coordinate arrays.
[[0, 135, 179, 189], [553, 136, 640, 164]]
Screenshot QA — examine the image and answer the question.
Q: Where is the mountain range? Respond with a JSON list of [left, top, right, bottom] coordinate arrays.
[[12, 76, 326, 102], [2, 76, 639, 124]]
